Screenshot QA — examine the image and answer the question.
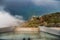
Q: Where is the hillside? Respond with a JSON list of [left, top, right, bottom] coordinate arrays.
[[42, 12, 60, 27], [22, 12, 60, 27]]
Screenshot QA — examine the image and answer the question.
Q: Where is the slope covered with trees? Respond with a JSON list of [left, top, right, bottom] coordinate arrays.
[[42, 12, 60, 27], [22, 12, 60, 27]]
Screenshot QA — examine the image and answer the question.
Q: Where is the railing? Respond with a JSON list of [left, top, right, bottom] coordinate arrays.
[[39, 26, 60, 36]]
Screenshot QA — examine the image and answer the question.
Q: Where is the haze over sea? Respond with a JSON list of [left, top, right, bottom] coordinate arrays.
[[1, 0, 60, 20]]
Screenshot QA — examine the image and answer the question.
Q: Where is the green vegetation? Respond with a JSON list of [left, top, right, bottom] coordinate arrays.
[[27, 17, 41, 27], [23, 12, 60, 27], [42, 12, 60, 23], [42, 12, 60, 27]]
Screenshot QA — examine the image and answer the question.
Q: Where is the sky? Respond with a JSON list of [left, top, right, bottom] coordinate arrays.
[[0, 0, 25, 28], [5, 0, 60, 18], [0, 0, 60, 19], [0, 0, 60, 28], [32, 0, 60, 10]]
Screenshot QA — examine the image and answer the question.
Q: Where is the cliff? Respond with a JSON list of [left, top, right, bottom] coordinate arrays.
[[22, 12, 60, 27]]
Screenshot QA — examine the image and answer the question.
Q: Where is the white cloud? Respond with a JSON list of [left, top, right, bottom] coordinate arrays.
[[32, 0, 58, 6], [31, 0, 59, 9], [0, 1, 25, 28], [0, 11, 24, 28]]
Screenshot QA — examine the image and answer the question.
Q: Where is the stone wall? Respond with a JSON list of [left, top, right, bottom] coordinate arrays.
[[15, 27, 39, 33]]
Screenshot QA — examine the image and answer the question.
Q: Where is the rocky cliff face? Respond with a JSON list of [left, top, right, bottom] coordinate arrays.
[[21, 16, 47, 27], [42, 12, 60, 27], [21, 12, 60, 27]]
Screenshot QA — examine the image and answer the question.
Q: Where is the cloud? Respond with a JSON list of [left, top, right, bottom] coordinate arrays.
[[31, 0, 60, 10], [54, 0, 60, 1], [0, 0, 25, 28], [32, 0, 59, 6], [0, 11, 24, 28]]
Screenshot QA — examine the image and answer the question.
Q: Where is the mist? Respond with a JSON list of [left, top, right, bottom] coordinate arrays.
[[0, 3, 24, 28], [0, 11, 25, 28]]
